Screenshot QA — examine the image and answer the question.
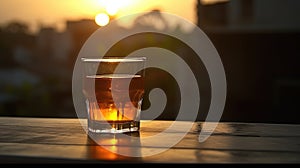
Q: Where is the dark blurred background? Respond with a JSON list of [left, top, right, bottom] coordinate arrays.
[[0, 0, 300, 124], [197, 0, 300, 123]]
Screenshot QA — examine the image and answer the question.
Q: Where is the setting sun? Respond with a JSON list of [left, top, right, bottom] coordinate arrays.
[[95, 13, 110, 26], [94, 0, 136, 26]]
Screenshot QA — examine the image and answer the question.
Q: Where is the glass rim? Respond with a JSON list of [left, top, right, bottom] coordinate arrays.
[[81, 57, 146, 63]]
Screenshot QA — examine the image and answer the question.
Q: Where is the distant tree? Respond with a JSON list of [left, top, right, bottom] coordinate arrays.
[[4, 21, 29, 34], [133, 9, 169, 30]]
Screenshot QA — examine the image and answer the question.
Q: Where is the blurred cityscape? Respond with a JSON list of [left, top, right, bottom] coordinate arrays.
[[0, 18, 99, 117], [1, 0, 300, 123]]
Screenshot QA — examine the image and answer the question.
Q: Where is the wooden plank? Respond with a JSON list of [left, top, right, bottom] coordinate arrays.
[[2, 117, 300, 137], [1, 117, 299, 151], [0, 142, 299, 163], [176, 134, 300, 152], [0, 117, 300, 163]]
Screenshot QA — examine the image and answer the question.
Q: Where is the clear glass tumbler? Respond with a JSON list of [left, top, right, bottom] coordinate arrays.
[[81, 56, 146, 133]]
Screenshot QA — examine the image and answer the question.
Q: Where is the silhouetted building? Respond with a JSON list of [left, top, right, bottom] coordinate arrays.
[[197, 0, 229, 28], [197, 0, 300, 123], [66, 19, 99, 68], [197, 0, 300, 32]]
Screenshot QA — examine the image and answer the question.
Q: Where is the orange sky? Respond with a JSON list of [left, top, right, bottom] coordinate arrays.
[[0, 0, 198, 33]]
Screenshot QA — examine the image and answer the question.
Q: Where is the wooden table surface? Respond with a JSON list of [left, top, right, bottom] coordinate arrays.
[[0, 117, 300, 164]]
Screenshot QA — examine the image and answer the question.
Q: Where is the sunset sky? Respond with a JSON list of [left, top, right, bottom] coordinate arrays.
[[0, 0, 198, 33]]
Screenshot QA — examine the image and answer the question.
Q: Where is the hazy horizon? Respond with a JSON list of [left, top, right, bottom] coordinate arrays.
[[0, 0, 198, 34]]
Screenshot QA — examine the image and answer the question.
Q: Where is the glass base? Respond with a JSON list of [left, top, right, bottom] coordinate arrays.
[[88, 120, 140, 133]]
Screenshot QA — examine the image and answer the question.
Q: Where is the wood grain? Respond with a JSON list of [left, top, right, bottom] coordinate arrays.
[[0, 117, 299, 163]]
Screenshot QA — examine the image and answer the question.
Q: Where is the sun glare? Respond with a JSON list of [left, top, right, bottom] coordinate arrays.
[[93, 0, 136, 26], [95, 0, 134, 15], [95, 13, 110, 26], [106, 4, 119, 16]]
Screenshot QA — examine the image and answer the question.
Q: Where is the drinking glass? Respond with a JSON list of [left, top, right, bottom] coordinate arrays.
[[81, 56, 146, 133]]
